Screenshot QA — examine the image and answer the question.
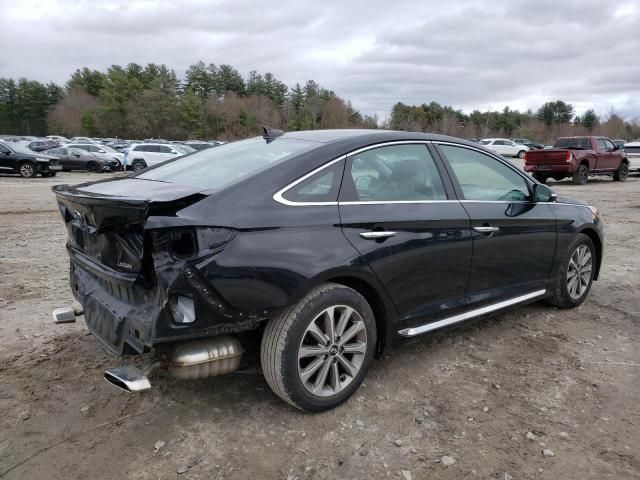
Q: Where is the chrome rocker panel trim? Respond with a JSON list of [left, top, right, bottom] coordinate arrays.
[[398, 289, 547, 337]]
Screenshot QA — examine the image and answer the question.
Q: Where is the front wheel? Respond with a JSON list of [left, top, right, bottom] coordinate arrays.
[[261, 283, 376, 411], [131, 159, 147, 172], [572, 164, 589, 185], [613, 162, 629, 182], [517, 150, 526, 159], [19, 162, 37, 178], [546, 234, 595, 309]]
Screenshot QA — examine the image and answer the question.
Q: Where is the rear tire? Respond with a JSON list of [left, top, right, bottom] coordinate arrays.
[[131, 159, 146, 172], [19, 162, 37, 178], [532, 173, 548, 184], [572, 164, 588, 185], [260, 283, 376, 411], [613, 162, 629, 182], [546, 234, 595, 309], [517, 150, 526, 159]]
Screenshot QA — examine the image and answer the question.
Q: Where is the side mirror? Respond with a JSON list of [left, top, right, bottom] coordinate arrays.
[[532, 183, 557, 203], [73, 153, 81, 157]]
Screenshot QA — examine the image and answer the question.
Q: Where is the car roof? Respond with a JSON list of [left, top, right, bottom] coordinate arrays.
[[278, 129, 482, 148]]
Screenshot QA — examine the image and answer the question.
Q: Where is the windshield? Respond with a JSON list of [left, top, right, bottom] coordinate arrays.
[[137, 137, 317, 191], [174, 145, 195, 154], [9, 143, 36, 154], [99, 145, 118, 153], [554, 138, 592, 149]]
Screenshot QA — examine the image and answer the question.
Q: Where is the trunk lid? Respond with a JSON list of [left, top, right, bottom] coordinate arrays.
[[52, 178, 208, 282]]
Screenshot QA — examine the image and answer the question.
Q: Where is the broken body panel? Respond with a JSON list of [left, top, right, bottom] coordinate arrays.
[[52, 178, 276, 355]]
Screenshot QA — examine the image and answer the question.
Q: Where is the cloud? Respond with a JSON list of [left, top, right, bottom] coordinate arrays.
[[1, 0, 639, 120]]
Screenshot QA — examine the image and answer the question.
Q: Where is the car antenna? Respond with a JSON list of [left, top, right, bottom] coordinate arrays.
[[262, 126, 285, 144]]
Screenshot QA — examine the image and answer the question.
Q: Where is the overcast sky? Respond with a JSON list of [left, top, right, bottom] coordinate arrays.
[[2, 0, 639, 120]]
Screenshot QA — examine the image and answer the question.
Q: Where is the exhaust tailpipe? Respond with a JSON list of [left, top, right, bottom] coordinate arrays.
[[103, 336, 243, 393], [104, 364, 154, 393]]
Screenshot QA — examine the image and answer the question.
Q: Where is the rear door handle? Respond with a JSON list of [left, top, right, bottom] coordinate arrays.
[[359, 231, 397, 240], [473, 226, 499, 234]]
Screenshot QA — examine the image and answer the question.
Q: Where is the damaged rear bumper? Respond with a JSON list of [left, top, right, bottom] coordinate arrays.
[[70, 255, 270, 356]]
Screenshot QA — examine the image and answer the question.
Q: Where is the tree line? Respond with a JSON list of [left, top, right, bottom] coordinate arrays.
[[1, 63, 639, 142], [387, 100, 640, 143], [0, 62, 376, 140]]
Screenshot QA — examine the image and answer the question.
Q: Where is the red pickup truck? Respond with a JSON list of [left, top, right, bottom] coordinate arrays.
[[524, 136, 629, 185]]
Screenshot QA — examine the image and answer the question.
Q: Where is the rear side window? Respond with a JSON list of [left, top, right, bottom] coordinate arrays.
[[281, 161, 343, 203], [345, 144, 447, 201], [440, 145, 530, 202]]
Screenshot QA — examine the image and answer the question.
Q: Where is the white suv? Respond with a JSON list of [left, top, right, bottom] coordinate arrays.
[[124, 143, 194, 171], [480, 138, 529, 158]]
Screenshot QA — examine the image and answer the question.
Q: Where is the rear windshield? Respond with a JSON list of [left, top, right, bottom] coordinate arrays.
[[480, 140, 491, 145], [136, 137, 318, 191], [554, 138, 592, 149]]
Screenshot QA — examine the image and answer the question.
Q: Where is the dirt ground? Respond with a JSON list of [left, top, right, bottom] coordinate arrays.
[[0, 169, 639, 480]]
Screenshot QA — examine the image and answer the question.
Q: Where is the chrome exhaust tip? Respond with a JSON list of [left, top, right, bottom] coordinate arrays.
[[104, 365, 152, 393]]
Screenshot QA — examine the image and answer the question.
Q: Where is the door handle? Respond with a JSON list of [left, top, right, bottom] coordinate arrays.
[[473, 226, 499, 234], [359, 231, 397, 240]]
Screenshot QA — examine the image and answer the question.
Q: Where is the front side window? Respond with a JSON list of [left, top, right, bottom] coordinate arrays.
[[346, 144, 447, 201], [596, 139, 607, 152], [439, 145, 530, 202], [159, 145, 173, 154]]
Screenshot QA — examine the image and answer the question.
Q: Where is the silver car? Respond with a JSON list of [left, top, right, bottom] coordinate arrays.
[[624, 142, 640, 174]]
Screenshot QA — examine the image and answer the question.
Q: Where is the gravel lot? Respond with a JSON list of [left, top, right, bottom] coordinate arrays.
[[0, 169, 639, 480]]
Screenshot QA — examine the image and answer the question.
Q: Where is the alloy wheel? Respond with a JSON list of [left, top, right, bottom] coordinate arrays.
[[297, 305, 367, 397], [567, 244, 592, 300], [20, 163, 34, 177]]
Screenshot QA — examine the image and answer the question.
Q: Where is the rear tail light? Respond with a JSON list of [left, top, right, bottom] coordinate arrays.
[[566, 151, 573, 163]]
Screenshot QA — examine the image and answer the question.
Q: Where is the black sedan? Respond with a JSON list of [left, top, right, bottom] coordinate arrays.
[[46, 147, 121, 172], [0, 141, 61, 177], [52, 129, 603, 411]]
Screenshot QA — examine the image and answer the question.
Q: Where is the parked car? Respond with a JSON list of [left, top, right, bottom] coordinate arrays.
[[623, 141, 640, 174], [512, 138, 544, 150], [45, 147, 120, 172], [480, 138, 529, 158], [21, 140, 58, 152], [612, 139, 626, 148], [52, 129, 603, 411], [68, 143, 124, 168], [69, 136, 96, 144], [525, 136, 628, 185], [47, 135, 69, 143], [123, 143, 195, 171], [178, 141, 213, 151], [0, 141, 61, 177], [105, 140, 132, 152]]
